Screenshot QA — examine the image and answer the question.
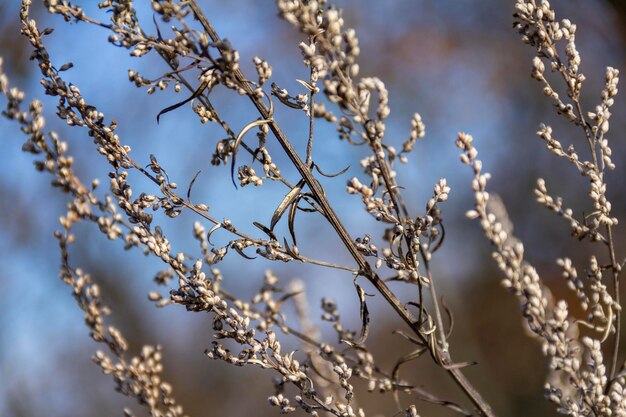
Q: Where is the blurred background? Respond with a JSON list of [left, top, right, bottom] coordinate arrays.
[[1, 1, 626, 416]]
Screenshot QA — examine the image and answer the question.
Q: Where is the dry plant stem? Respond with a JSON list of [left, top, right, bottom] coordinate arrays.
[[306, 63, 316, 167], [530, 6, 623, 381], [420, 252, 447, 352], [552, 31, 623, 381], [187, 2, 494, 416], [369, 126, 448, 354], [574, 94, 621, 381], [608, 224, 621, 378], [578, 101, 624, 381]]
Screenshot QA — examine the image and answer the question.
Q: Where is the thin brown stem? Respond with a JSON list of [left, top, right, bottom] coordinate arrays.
[[306, 63, 316, 167], [572, 92, 621, 383], [607, 225, 622, 379], [187, 2, 495, 415]]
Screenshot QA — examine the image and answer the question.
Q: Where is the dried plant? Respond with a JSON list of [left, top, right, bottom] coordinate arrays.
[[1, 0, 625, 416]]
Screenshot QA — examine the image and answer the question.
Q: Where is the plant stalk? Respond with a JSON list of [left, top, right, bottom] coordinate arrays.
[[187, 2, 496, 415]]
